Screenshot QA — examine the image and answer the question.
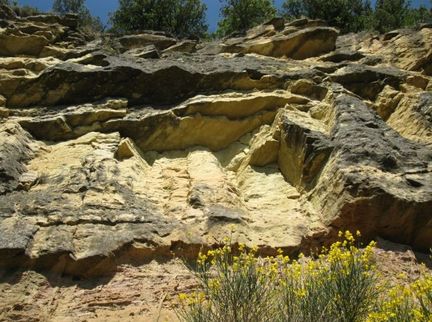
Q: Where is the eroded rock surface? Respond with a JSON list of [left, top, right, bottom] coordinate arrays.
[[0, 9, 431, 282]]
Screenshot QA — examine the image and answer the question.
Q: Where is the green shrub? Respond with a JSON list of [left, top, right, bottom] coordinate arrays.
[[12, 5, 40, 17], [177, 242, 276, 322], [282, 0, 432, 34], [217, 0, 276, 36], [369, 274, 432, 321], [177, 231, 432, 322], [281, 0, 374, 33], [109, 0, 208, 38]]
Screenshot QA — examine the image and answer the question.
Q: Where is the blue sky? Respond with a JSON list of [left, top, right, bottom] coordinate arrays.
[[17, 0, 431, 32]]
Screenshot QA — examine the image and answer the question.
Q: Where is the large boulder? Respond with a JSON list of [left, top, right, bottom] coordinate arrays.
[[330, 64, 406, 99], [0, 32, 51, 57], [246, 27, 338, 59], [222, 19, 338, 59]]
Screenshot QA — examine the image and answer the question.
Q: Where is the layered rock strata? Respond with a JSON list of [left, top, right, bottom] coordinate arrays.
[[0, 10, 431, 277]]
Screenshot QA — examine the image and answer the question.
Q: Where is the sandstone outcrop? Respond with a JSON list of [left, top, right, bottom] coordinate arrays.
[[337, 26, 432, 75], [0, 11, 84, 57], [221, 18, 338, 59], [0, 8, 431, 281]]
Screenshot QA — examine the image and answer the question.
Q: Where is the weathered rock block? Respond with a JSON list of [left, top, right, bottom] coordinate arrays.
[[223, 25, 338, 59]]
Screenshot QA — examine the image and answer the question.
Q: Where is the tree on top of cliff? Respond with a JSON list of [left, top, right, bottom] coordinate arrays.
[[109, 0, 208, 38], [217, 0, 276, 36], [373, 0, 432, 32], [282, 0, 432, 34], [403, 4, 432, 28], [53, 0, 85, 13], [0, 0, 40, 17], [373, 0, 410, 32], [52, 0, 103, 33], [281, 0, 373, 33]]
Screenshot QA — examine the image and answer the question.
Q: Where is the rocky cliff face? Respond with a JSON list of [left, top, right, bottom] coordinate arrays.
[[0, 8, 431, 282]]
